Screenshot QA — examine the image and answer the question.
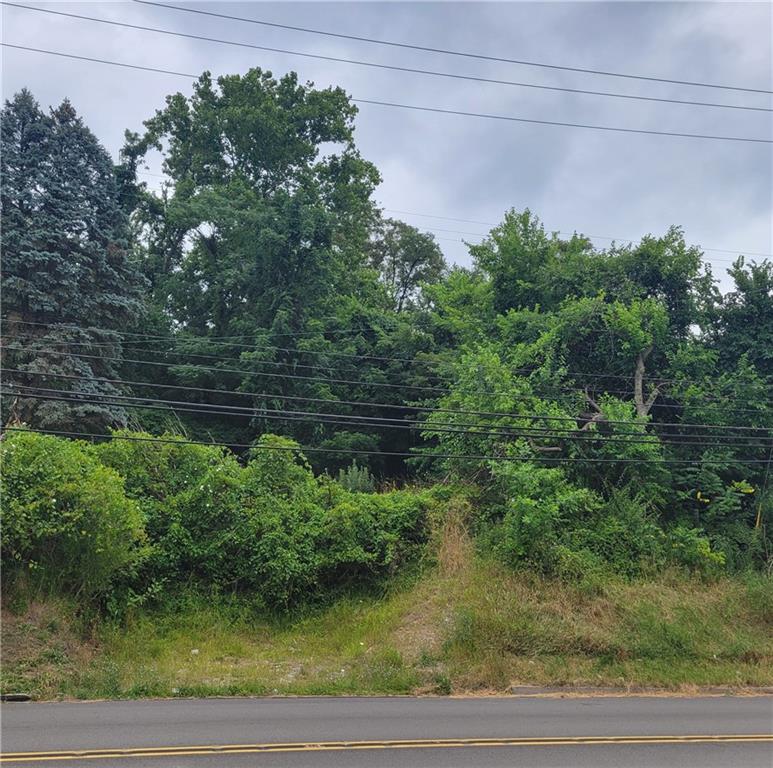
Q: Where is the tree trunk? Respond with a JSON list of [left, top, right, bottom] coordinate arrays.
[[634, 345, 660, 418]]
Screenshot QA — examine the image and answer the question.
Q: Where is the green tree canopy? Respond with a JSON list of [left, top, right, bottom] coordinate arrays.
[[367, 218, 447, 312]]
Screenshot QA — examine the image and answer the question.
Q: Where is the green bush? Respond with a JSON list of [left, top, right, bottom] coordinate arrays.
[[666, 524, 726, 576], [1, 431, 145, 595], [337, 461, 376, 493], [97, 432, 243, 596], [568, 490, 666, 577], [487, 461, 600, 572], [317, 490, 430, 587], [96, 433, 431, 608]]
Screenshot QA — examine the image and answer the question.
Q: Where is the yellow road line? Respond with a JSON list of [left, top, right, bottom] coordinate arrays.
[[1, 734, 771, 763]]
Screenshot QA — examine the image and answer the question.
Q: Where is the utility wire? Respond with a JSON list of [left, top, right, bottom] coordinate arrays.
[[0, 373, 686, 438], [5, 426, 770, 465], [12, 346, 773, 414], [7, 385, 769, 448], [5, 2, 769, 114], [7, 347, 450, 395], [8, 319, 773, 388], [131, 0, 773, 95], [354, 98, 773, 144], [6, 317, 391, 341], [7, 383, 761, 444], [12, 336, 770, 413], [2, 43, 771, 145], [125, 182, 773, 259], [4, 368, 770, 434]]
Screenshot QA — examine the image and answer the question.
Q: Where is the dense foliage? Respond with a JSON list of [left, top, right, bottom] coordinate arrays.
[[1, 430, 431, 609], [1, 75, 772, 612], [1, 90, 143, 432], [0, 431, 145, 596]]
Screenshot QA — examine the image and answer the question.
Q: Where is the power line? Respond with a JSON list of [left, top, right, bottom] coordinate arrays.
[[3, 43, 770, 145], [127, 184, 770, 259], [8, 319, 773, 388], [4, 367, 770, 434], [0, 387, 703, 447], [11, 336, 770, 413], [132, 0, 773, 96], [1, 370, 654, 437], [7, 385, 768, 448], [7, 347, 451, 395], [4, 314, 398, 345], [49, 155, 773, 257], [6, 2, 769, 114], [11, 344, 773, 416], [5, 426, 769, 465], [354, 98, 773, 144]]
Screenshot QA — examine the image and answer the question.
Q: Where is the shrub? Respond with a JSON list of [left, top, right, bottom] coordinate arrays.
[[666, 524, 726, 576], [568, 490, 666, 577], [3, 432, 432, 611], [223, 438, 428, 606], [1, 431, 145, 595], [316, 490, 430, 586], [97, 432, 243, 595], [337, 462, 376, 493], [487, 461, 600, 572]]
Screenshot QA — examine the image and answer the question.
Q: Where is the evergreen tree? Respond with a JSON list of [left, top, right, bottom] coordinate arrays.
[[1, 90, 144, 432]]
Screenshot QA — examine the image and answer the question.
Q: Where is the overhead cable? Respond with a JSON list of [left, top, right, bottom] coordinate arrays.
[[4, 426, 770, 464], [2, 43, 770, 144], [10, 336, 770, 413], [4, 368, 770, 434], [8, 319, 773, 386], [131, 0, 773, 95], [6, 385, 769, 448], [5, 3, 769, 113]]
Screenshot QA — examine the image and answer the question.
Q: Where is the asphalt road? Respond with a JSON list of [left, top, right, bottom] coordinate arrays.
[[1, 695, 772, 767]]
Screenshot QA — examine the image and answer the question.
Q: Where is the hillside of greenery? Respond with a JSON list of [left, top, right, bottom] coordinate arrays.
[[1, 70, 771, 697]]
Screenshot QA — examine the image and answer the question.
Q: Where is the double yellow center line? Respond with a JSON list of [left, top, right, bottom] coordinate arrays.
[[2, 734, 771, 762]]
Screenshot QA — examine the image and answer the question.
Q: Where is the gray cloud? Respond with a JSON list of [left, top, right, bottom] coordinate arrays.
[[2, 1, 771, 287]]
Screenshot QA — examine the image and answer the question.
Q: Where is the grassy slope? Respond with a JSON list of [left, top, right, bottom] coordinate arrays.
[[3, 521, 772, 699]]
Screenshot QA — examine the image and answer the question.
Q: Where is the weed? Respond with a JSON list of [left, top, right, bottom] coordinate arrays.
[[433, 674, 452, 695], [3, 561, 772, 698]]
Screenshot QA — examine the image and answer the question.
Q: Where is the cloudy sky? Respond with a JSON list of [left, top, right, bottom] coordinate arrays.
[[2, 1, 771, 287]]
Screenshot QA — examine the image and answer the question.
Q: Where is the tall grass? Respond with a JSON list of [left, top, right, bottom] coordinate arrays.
[[4, 558, 772, 699]]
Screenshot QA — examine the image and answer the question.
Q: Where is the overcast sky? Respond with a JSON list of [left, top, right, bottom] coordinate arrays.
[[2, 1, 771, 288]]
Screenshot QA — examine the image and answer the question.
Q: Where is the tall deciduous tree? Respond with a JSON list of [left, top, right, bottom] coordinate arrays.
[[126, 69, 381, 334], [367, 218, 446, 312], [715, 259, 773, 377], [1, 90, 143, 431]]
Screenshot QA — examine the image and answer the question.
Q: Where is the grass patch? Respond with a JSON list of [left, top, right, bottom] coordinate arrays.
[[3, 554, 772, 699]]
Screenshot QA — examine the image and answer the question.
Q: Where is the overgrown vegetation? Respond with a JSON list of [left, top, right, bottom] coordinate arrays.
[[1, 73, 772, 698], [1, 431, 432, 611], [3, 553, 771, 699]]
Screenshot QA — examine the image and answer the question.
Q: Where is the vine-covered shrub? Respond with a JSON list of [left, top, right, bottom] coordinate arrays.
[[2, 425, 740, 614], [96, 432, 243, 596], [2, 431, 432, 609], [1, 431, 145, 595], [482, 460, 726, 579]]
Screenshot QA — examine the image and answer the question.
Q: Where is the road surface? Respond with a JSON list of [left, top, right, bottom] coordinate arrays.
[[1, 695, 771, 766]]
